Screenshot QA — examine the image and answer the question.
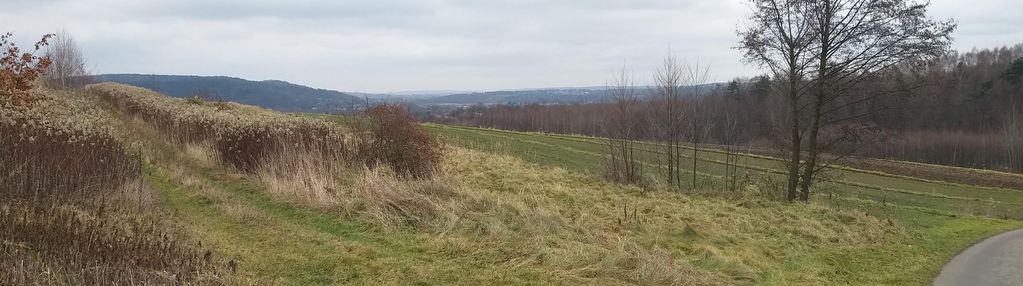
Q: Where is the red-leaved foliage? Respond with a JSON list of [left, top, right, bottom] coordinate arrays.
[[0, 33, 53, 106], [361, 104, 443, 178]]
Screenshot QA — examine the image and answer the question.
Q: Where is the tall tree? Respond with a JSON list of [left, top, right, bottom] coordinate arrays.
[[650, 53, 690, 189], [738, 0, 816, 201], [797, 0, 955, 201]]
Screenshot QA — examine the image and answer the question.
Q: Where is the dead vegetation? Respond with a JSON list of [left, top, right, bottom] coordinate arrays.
[[358, 104, 444, 179], [1, 84, 225, 284], [352, 148, 903, 284]]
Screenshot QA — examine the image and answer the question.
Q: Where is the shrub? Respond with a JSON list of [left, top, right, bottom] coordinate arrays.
[[360, 104, 443, 179], [0, 32, 52, 106]]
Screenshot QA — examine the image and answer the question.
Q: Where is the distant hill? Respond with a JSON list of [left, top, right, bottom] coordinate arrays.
[[94, 74, 362, 112], [418, 84, 721, 105]]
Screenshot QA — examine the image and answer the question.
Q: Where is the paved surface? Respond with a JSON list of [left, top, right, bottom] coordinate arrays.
[[934, 229, 1023, 286]]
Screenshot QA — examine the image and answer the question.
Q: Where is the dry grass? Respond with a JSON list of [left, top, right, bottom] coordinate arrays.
[[0, 86, 226, 284], [0, 202, 225, 285], [89, 83, 353, 208], [0, 87, 140, 206], [84, 84, 911, 284], [87, 83, 351, 172], [306, 147, 903, 284]]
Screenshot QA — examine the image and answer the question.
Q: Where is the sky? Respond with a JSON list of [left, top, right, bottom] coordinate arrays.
[[2, 0, 1021, 93]]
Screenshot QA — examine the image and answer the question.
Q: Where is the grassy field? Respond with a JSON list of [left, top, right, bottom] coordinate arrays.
[[426, 124, 1023, 219], [9, 84, 1023, 285], [133, 113, 1022, 284]]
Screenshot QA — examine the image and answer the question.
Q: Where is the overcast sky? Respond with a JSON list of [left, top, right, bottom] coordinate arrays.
[[2, 0, 1021, 93]]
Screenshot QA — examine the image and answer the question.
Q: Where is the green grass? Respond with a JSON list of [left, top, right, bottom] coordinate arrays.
[[120, 112, 555, 285], [94, 105, 1023, 285], [426, 124, 1023, 219], [419, 122, 1023, 284]]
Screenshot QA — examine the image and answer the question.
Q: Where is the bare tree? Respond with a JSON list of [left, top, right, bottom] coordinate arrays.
[[796, 0, 955, 201], [602, 67, 642, 183], [685, 63, 711, 190], [1006, 110, 1023, 172], [712, 96, 744, 193], [741, 0, 954, 201], [648, 53, 710, 190], [45, 30, 89, 89], [649, 53, 689, 189], [738, 0, 817, 201]]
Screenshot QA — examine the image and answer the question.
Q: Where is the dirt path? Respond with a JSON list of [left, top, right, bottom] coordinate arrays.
[[933, 229, 1023, 286]]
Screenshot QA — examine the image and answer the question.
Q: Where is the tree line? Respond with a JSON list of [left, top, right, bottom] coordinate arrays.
[[429, 0, 1023, 201]]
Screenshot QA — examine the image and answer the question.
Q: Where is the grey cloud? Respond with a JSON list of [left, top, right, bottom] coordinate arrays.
[[0, 0, 1019, 92]]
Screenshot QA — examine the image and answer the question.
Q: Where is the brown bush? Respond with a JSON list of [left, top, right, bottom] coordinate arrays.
[[0, 32, 52, 106], [360, 104, 443, 179]]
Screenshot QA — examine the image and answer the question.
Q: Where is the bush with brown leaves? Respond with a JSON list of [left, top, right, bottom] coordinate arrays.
[[0, 32, 52, 106], [360, 104, 443, 179]]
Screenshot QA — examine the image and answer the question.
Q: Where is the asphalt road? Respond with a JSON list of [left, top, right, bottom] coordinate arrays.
[[934, 229, 1023, 286]]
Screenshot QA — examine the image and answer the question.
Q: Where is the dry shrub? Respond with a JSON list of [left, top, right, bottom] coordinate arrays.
[[359, 104, 443, 179], [0, 32, 53, 106]]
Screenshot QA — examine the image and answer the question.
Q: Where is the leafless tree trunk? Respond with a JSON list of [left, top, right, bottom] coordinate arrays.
[[686, 64, 711, 190], [714, 97, 743, 193], [603, 67, 642, 183], [650, 53, 689, 189], [1005, 110, 1023, 172], [738, 0, 816, 201], [797, 0, 955, 201]]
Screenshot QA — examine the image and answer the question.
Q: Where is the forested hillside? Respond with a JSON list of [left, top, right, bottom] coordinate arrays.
[[95, 74, 362, 113]]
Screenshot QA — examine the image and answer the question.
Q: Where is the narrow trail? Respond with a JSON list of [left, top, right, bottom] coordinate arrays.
[[102, 109, 447, 284], [933, 229, 1023, 286]]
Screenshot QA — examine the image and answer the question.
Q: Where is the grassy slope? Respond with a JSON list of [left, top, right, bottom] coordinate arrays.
[[94, 101, 1023, 285], [112, 115, 546, 285], [422, 123, 1023, 284]]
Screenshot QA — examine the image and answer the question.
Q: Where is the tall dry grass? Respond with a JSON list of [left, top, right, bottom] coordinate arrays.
[[1, 87, 226, 284], [0, 203, 222, 284], [89, 83, 352, 205], [1, 88, 139, 205], [321, 148, 900, 284]]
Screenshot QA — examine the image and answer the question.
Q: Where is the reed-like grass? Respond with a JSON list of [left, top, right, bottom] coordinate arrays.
[[89, 83, 352, 206], [1, 88, 139, 205], [0, 202, 225, 284], [1, 86, 225, 284]]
